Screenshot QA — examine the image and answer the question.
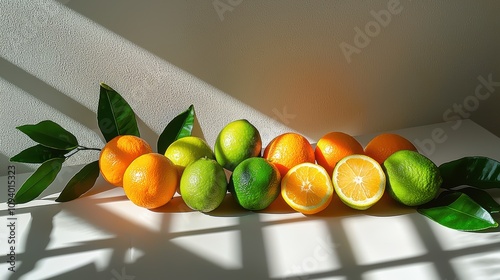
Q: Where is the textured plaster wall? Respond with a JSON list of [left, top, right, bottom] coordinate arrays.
[[1, 0, 500, 175]]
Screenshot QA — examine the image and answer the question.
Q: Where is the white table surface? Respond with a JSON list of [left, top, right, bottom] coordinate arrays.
[[1, 119, 500, 280]]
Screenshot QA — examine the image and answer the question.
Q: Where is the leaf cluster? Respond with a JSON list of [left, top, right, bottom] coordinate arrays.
[[418, 156, 500, 231], [11, 83, 194, 203]]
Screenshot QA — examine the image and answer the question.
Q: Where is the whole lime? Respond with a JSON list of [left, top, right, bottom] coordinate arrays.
[[165, 136, 215, 176], [180, 158, 227, 212], [214, 119, 262, 171], [229, 157, 281, 211], [383, 150, 442, 206]]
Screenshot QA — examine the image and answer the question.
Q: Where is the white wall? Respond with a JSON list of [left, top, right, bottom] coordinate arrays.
[[1, 0, 499, 175]]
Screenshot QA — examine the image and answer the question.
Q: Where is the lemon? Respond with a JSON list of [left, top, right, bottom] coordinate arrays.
[[180, 158, 228, 212], [165, 136, 215, 176], [214, 119, 262, 171], [332, 154, 386, 210], [228, 157, 281, 211], [383, 150, 442, 206]]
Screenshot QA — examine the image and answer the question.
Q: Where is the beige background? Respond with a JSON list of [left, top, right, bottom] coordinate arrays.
[[1, 0, 499, 175]]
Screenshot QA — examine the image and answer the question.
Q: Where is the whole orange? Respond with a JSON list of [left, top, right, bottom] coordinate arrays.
[[99, 135, 152, 187], [315, 132, 364, 175], [263, 132, 315, 177], [364, 133, 418, 165], [123, 153, 178, 209]]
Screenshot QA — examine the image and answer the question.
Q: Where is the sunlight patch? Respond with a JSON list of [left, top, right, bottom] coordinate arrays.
[[169, 212, 239, 233], [451, 251, 500, 280], [342, 215, 426, 265], [20, 248, 112, 279], [47, 210, 115, 250], [170, 230, 242, 270], [99, 200, 164, 233], [427, 218, 500, 251], [263, 220, 340, 279], [124, 246, 145, 264], [363, 262, 439, 280]]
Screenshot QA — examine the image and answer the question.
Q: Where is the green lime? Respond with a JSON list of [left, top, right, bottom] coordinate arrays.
[[165, 136, 215, 176], [180, 158, 227, 212], [383, 150, 442, 206], [229, 157, 281, 211], [214, 119, 262, 171]]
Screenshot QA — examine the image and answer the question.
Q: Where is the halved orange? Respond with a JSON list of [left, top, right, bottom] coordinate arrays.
[[332, 154, 386, 210], [281, 163, 334, 215]]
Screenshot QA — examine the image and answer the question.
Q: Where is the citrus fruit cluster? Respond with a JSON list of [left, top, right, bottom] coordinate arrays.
[[98, 119, 443, 214]]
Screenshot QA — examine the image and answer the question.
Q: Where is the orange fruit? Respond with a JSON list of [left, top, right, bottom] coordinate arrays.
[[263, 133, 315, 177], [332, 154, 386, 210], [315, 132, 364, 175], [99, 135, 153, 187], [123, 153, 179, 209], [364, 133, 418, 165], [281, 163, 334, 214]]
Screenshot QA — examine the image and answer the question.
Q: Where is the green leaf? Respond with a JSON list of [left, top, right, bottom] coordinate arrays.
[[157, 105, 195, 154], [417, 191, 498, 231], [458, 187, 500, 214], [10, 144, 68, 163], [14, 158, 65, 204], [439, 156, 500, 189], [16, 120, 78, 150], [97, 83, 140, 142], [56, 161, 100, 202]]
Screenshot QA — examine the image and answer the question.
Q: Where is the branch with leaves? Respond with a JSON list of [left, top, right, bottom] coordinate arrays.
[[418, 157, 500, 231], [11, 83, 194, 204]]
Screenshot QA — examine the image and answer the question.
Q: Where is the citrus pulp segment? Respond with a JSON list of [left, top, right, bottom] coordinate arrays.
[[332, 154, 386, 210], [281, 163, 334, 215]]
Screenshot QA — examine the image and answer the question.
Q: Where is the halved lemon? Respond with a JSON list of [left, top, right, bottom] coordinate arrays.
[[332, 154, 386, 210]]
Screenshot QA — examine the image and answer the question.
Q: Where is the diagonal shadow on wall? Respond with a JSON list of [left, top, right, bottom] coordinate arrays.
[[0, 56, 159, 142], [0, 56, 160, 175], [0, 57, 99, 136]]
